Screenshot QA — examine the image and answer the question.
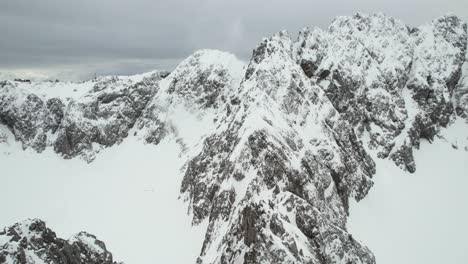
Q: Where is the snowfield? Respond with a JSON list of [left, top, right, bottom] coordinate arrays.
[[348, 119, 468, 264], [2, 99, 467, 264], [0, 127, 207, 264]]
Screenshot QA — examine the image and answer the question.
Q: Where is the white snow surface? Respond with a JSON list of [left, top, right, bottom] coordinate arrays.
[[0, 129, 207, 264], [348, 119, 468, 264], [3, 70, 159, 102]]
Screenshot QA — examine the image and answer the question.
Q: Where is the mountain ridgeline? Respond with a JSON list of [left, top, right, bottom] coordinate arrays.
[[1, 13, 467, 264]]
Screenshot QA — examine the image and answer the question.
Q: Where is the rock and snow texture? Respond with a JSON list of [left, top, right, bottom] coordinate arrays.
[[0, 219, 115, 264], [295, 13, 467, 173], [135, 49, 245, 152], [1, 13, 468, 264], [0, 71, 168, 161], [181, 31, 375, 264], [0, 133, 208, 264], [348, 119, 468, 264]]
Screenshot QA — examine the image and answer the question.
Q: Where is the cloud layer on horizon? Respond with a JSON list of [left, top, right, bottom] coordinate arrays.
[[1, 0, 467, 80]]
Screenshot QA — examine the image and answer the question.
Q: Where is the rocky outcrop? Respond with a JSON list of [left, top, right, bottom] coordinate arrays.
[[182, 32, 375, 264], [0, 71, 167, 161], [53, 72, 167, 161], [135, 50, 245, 148], [294, 13, 467, 172], [0, 82, 65, 152], [182, 14, 467, 264], [455, 59, 468, 117], [0, 219, 116, 264]]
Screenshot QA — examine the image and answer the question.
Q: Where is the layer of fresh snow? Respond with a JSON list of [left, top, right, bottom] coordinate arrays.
[[0, 127, 207, 264], [348, 119, 468, 264], [69, 233, 105, 254], [12, 81, 95, 100], [5, 70, 159, 102]]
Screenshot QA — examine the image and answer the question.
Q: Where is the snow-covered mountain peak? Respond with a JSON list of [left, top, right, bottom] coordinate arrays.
[[410, 14, 467, 90], [179, 49, 244, 72], [178, 26, 377, 263], [430, 13, 467, 38], [1, 13, 468, 264], [329, 12, 408, 34], [294, 12, 467, 172], [248, 30, 293, 67], [134, 50, 246, 152], [243, 31, 297, 100], [158, 49, 245, 108]]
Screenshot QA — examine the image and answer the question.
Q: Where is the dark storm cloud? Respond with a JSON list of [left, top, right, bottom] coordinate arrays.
[[1, 0, 467, 80]]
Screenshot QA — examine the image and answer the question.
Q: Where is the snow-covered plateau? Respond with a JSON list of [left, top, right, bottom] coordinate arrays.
[[1, 13, 467, 264]]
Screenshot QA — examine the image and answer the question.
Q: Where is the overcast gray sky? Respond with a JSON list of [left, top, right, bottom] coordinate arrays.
[[1, 0, 467, 80]]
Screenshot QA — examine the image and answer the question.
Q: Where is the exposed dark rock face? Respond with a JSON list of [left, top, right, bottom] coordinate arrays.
[[53, 72, 167, 161], [0, 219, 116, 264], [300, 60, 317, 78], [0, 71, 167, 161], [135, 50, 245, 147], [0, 86, 65, 152], [294, 13, 467, 172], [182, 32, 375, 264], [455, 61, 468, 117], [0, 128, 7, 144]]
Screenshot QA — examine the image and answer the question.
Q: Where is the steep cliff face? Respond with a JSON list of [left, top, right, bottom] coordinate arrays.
[[295, 13, 467, 172], [0, 13, 467, 264], [454, 47, 468, 117], [182, 32, 375, 264], [0, 219, 115, 264], [53, 72, 168, 161], [135, 50, 245, 153], [0, 71, 167, 161]]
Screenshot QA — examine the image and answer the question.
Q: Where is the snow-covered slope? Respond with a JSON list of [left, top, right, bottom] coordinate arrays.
[[0, 130, 207, 264], [1, 13, 467, 264], [135, 49, 245, 155], [348, 119, 468, 264]]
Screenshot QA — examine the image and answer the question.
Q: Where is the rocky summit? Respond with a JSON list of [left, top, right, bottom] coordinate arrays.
[[0, 219, 115, 264], [1, 13, 467, 264]]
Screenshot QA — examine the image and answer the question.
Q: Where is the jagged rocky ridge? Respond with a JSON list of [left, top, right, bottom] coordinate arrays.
[[0, 219, 116, 264], [295, 13, 467, 172], [0, 13, 467, 264], [0, 71, 168, 161]]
